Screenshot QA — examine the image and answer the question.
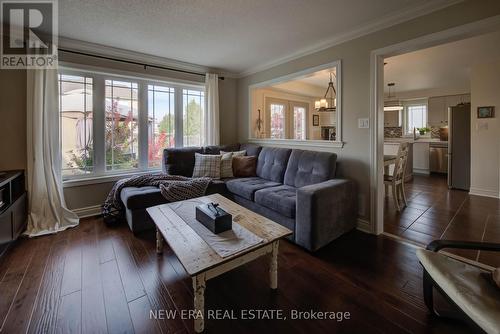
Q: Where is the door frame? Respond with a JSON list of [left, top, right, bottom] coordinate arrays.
[[369, 15, 500, 234]]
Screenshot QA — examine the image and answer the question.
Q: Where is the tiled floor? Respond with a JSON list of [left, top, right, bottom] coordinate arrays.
[[384, 174, 500, 267]]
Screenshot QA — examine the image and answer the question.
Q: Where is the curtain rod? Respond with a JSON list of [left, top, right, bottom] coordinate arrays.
[[58, 48, 225, 80]]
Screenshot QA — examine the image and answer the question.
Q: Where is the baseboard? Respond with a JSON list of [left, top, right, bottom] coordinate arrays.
[[412, 168, 430, 175], [72, 204, 102, 218], [469, 187, 500, 199], [356, 218, 371, 233]]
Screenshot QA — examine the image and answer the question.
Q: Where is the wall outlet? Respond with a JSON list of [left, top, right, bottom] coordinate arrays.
[[358, 118, 369, 129]]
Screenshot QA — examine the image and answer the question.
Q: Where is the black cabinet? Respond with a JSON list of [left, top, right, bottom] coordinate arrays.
[[0, 171, 27, 256]]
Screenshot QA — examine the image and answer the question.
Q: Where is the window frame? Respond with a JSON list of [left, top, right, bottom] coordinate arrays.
[[403, 99, 428, 135], [59, 66, 205, 184]]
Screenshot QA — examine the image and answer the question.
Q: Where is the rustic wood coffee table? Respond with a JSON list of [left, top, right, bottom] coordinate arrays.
[[147, 193, 292, 333]]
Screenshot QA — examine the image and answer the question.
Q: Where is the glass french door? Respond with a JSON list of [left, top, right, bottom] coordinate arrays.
[[291, 102, 307, 140], [267, 98, 287, 139], [266, 98, 308, 139]]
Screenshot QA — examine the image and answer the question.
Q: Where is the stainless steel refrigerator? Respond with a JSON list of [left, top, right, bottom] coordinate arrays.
[[447, 103, 471, 190]]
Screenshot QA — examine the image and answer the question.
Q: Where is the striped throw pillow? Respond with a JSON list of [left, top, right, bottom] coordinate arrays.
[[220, 152, 234, 178]]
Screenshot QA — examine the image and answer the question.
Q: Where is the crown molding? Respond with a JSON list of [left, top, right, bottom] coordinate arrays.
[[237, 0, 462, 78], [58, 36, 238, 78]]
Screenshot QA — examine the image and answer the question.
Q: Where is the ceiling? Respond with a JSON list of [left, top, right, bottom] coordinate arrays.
[[384, 30, 500, 96], [296, 68, 336, 88], [270, 68, 335, 97], [58, 0, 456, 75]]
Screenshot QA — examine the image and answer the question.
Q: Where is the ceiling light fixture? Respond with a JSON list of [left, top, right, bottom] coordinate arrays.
[[315, 72, 336, 112], [384, 82, 403, 111]]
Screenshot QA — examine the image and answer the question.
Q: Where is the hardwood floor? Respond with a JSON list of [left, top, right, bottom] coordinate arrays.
[[384, 174, 500, 266], [0, 217, 475, 333]]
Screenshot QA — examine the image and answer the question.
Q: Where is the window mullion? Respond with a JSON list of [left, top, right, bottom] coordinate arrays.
[[138, 81, 148, 170], [175, 87, 183, 147], [93, 74, 105, 175]]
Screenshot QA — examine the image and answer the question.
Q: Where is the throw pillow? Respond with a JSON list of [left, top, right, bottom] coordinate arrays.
[[220, 152, 234, 178], [232, 156, 257, 177], [192, 153, 221, 179]]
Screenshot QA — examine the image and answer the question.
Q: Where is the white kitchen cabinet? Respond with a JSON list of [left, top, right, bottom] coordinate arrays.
[[428, 96, 446, 126], [384, 110, 401, 127], [428, 94, 470, 126], [413, 142, 430, 174]]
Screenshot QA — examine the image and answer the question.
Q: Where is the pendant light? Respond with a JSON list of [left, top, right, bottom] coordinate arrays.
[[315, 72, 337, 111], [384, 82, 403, 111]]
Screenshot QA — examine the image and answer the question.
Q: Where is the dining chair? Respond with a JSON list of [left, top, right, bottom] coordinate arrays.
[[384, 142, 409, 211]]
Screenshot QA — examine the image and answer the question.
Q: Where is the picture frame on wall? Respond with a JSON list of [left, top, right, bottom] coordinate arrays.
[[477, 106, 495, 118], [313, 114, 320, 126]]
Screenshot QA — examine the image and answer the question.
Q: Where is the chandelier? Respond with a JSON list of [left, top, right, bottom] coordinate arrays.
[[314, 72, 336, 111]]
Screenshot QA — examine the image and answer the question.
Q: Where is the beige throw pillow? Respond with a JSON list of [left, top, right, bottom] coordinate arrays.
[[220, 152, 234, 178], [219, 150, 247, 178], [192, 153, 221, 179]]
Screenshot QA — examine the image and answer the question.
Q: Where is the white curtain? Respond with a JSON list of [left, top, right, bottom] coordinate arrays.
[[26, 68, 79, 236], [204, 73, 220, 145]]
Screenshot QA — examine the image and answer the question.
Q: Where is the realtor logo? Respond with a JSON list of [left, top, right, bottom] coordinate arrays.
[[1, 0, 58, 69]]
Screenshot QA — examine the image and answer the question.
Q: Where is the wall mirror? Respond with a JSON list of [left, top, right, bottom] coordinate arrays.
[[249, 60, 341, 144]]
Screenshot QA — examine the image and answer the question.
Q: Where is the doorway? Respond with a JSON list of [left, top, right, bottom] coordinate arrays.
[[370, 19, 500, 267]]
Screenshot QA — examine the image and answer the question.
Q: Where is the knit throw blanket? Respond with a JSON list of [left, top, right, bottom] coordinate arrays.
[[102, 174, 211, 222]]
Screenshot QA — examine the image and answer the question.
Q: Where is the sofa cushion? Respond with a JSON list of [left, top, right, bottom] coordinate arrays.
[[162, 147, 202, 177], [256, 147, 292, 183], [254, 185, 297, 218], [206, 179, 228, 195], [284, 149, 337, 188], [225, 177, 280, 200], [121, 186, 166, 210], [240, 143, 262, 157]]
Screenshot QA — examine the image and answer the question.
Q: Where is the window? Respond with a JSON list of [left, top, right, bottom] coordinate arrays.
[[105, 80, 139, 171], [59, 74, 93, 176], [269, 103, 285, 139], [406, 103, 427, 134], [183, 89, 204, 147], [148, 85, 175, 168], [58, 69, 206, 180], [292, 104, 306, 140], [265, 98, 309, 140]]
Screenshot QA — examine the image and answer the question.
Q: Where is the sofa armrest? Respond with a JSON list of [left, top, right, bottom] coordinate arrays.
[[296, 179, 357, 251]]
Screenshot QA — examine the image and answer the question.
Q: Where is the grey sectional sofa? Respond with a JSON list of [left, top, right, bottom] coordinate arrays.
[[120, 143, 357, 251]]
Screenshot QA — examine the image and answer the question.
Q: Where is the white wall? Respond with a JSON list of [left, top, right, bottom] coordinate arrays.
[[470, 59, 500, 198], [237, 1, 500, 223]]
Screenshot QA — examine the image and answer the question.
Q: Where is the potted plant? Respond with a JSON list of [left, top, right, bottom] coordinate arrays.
[[417, 127, 430, 136]]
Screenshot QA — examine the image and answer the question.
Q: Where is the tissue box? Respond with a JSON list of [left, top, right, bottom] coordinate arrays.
[[195, 203, 232, 234]]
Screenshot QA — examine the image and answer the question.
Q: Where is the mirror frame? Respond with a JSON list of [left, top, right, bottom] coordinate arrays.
[[248, 59, 343, 148]]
